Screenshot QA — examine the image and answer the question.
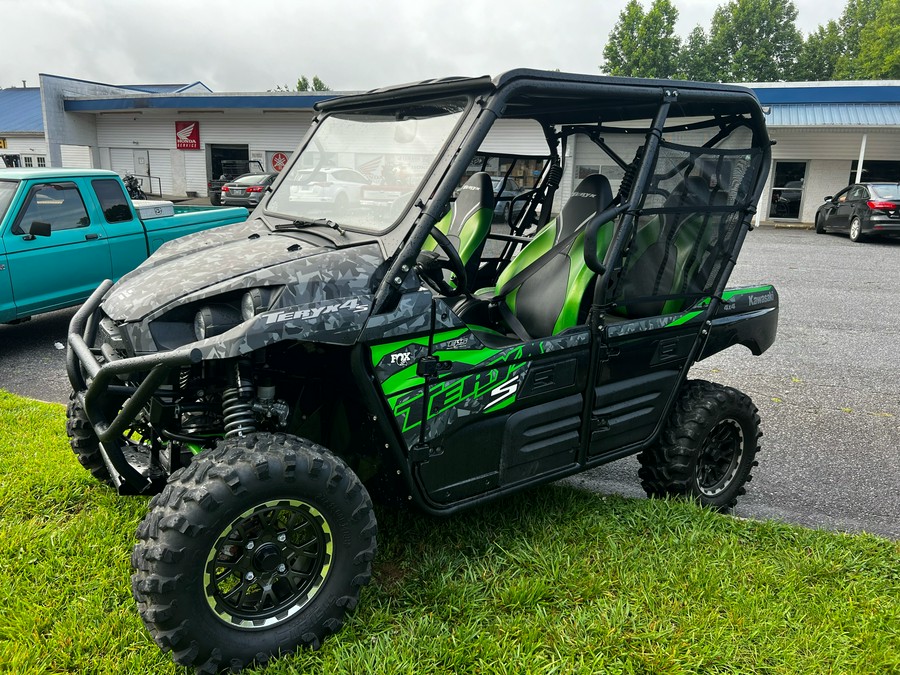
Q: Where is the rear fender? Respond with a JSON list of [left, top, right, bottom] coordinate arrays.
[[699, 285, 779, 359]]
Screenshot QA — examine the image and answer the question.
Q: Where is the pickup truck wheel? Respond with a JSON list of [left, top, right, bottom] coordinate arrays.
[[131, 433, 377, 673], [637, 380, 760, 511], [65, 395, 113, 487], [210, 193, 222, 206]]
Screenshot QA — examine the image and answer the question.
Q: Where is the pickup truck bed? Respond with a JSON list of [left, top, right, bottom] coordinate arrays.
[[0, 168, 248, 323]]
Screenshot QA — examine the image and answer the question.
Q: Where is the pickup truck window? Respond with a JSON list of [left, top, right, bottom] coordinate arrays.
[[12, 182, 90, 235], [92, 178, 133, 223], [0, 180, 17, 224]]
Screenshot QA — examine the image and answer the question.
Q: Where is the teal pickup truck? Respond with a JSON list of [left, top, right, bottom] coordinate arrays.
[[0, 169, 248, 323]]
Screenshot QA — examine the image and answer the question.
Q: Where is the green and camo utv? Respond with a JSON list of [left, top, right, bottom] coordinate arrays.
[[66, 69, 778, 672]]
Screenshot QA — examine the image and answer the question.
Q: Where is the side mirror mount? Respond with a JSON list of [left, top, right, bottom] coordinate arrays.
[[23, 221, 52, 240]]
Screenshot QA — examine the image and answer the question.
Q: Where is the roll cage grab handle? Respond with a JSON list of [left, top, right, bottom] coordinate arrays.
[[586, 96, 673, 307]]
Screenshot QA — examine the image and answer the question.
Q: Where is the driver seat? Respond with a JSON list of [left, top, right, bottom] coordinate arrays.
[[491, 174, 614, 338], [422, 172, 495, 292]]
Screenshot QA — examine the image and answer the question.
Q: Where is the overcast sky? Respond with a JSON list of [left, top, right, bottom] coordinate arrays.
[[1, 0, 847, 92]]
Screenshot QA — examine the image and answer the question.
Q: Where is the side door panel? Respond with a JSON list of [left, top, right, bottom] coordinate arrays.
[[2, 180, 113, 316], [0, 239, 14, 322], [590, 317, 701, 457], [89, 178, 148, 280], [416, 317, 591, 503]]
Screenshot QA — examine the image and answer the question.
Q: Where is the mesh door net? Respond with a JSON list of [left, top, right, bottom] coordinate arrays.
[[610, 140, 762, 318]]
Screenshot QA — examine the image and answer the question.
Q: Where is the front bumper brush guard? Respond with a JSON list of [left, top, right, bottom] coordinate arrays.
[[67, 280, 201, 494]]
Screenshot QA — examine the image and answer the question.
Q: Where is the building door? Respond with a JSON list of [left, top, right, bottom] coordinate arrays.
[[207, 144, 249, 180], [133, 149, 150, 194], [769, 161, 807, 220]]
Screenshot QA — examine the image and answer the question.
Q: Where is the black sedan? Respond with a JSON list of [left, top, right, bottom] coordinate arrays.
[[221, 172, 277, 208], [815, 183, 900, 243]]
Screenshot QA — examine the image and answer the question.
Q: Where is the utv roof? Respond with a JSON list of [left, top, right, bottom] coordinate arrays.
[[315, 69, 764, 124]]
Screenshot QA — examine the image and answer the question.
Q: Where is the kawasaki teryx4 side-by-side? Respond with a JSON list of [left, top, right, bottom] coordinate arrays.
[[66, 70, 778, 672]]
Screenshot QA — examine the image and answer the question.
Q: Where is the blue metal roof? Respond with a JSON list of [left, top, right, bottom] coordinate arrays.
[[750, 84, 900, 105], [766, 103, 900, 126], [0, 88, 43, 132]]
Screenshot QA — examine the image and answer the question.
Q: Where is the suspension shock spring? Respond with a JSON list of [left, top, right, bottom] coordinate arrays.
[[222, 362, 256, 438]]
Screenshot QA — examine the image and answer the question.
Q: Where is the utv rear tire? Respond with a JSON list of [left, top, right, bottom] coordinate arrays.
[[65, 395, 114, 487], [637, 380, 760, 511], [814, 214, 825, 234], [131, 433, 377, 673]]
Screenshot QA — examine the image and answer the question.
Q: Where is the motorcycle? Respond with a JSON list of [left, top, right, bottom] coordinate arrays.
[[123, 174, 147, 200]]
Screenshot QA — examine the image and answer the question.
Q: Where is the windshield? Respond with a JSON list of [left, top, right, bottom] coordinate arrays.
[[870, 184, 900, 200], [267, 97, 468, 231], [0, 180, 18, 223]]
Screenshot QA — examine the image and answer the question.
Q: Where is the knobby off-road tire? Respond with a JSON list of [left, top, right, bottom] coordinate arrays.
[[637, 380, 760, 511], [65, 395, 114, 487], [131, 433, 377, 674]]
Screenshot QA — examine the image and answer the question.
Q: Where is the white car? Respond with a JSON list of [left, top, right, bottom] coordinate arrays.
[[289, 167, 370, 211]]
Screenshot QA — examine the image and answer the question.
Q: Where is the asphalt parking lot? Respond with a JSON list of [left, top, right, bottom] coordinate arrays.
[[1, 226, 898, 539]]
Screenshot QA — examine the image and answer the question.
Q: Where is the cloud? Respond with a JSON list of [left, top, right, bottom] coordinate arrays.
[[1, 0, 849, 92]]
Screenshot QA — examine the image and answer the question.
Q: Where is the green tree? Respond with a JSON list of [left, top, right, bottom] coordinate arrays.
[[270, 75, 330, 92], [794, 21, 842, 80], [676, 25, 722, 81], [601, 0, 681, 78], [833, 0, 883, 78], [707, 0, 803, 82], [856, 0, 900, 78]]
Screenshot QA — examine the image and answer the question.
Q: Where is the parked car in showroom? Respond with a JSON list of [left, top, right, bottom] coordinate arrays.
[[221, 172, 277, 208], [815, 182, 900, 242]]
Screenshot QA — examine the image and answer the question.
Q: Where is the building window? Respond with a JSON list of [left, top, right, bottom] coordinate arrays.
[[36, 156, 46, 167], [23, 156, 33, 168], [769, 161, 807, 220], [849, 160, 900, 184]]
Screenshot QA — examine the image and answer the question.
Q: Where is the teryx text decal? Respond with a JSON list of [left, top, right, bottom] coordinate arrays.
[[266, 298, 370, 325]]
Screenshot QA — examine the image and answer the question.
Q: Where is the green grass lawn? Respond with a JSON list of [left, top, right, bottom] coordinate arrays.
[[0, 390, 898, 674]]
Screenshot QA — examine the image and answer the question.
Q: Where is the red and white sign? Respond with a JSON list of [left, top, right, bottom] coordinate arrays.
[[271, 152, 289, 172], [175, 121, 200, 150]]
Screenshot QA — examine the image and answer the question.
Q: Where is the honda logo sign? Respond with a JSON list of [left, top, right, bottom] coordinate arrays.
[[175, 121, 200, 150]]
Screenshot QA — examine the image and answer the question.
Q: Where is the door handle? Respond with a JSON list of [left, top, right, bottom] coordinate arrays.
[[85, 233, 101, 240]]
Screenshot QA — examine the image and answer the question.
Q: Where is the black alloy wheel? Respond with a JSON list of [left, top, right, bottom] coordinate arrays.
[[132, 433, 377, 673], [637, 380, 761, 510]]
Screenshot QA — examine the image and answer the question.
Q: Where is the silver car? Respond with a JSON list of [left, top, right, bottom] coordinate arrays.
[[221, 173, 277, 208]]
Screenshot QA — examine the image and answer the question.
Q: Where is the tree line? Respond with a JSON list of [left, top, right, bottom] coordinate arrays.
[[601, 0, 899, 82]]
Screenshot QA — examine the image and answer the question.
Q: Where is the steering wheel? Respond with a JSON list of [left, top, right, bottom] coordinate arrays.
[[415, 226, 468, 297]]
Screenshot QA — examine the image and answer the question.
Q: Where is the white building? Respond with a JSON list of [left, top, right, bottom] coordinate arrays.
[[3, 74, 898, 226]]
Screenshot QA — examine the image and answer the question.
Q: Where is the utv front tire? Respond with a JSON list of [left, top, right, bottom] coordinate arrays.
[[65, 395, 114, 487], [638, 380, 760, 510], [132, 434, 377, 673]]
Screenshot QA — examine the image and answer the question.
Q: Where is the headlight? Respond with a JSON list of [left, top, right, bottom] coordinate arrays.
[[193, 305, 242, 341], [240, 288, 278, 321]]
